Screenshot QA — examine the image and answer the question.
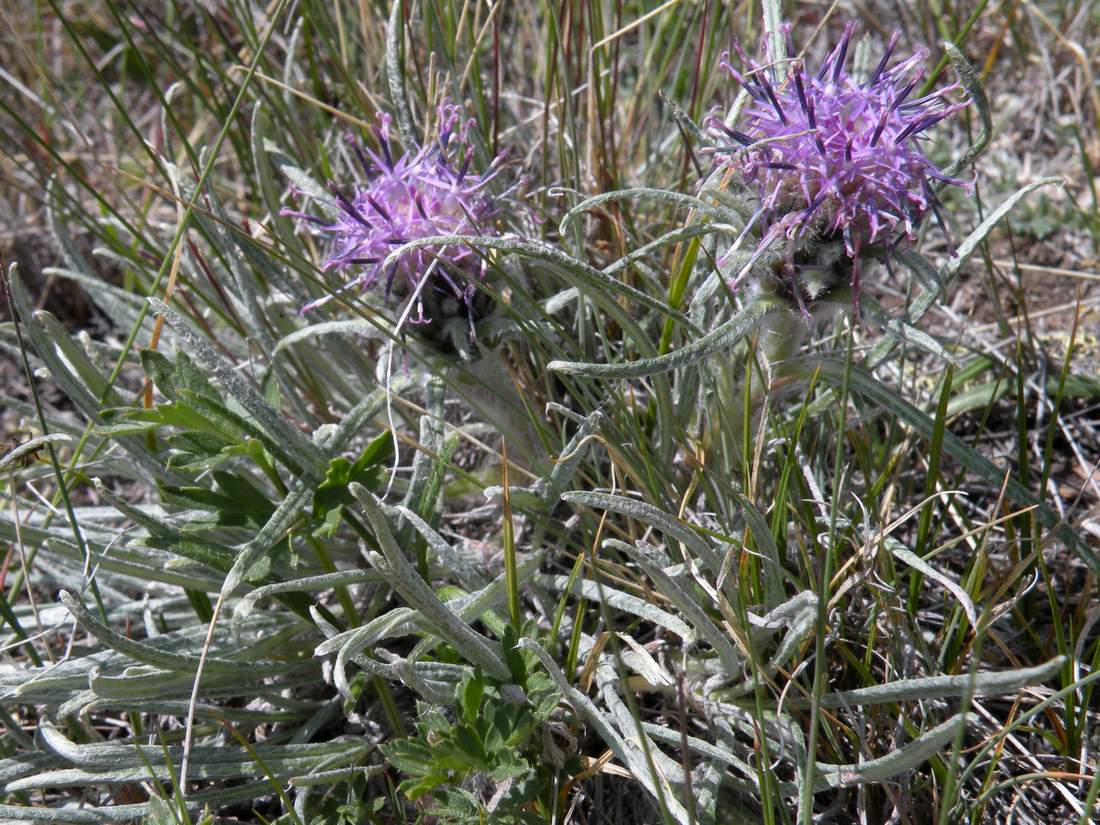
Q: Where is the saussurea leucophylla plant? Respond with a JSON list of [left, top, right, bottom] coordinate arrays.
[[706, 23, 972, 318], [0, 0, 1085, 821]]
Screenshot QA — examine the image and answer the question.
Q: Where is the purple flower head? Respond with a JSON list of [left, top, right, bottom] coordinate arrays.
[[286, 101, 501, 324], [707, 24, 970, 303]]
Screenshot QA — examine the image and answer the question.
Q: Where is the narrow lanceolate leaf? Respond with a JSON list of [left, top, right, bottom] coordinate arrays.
[[782, 656, 1064, 709], [762, 0, 786, 82], [558, 188, 739, 236], [536, 572, 695, 644], [219, 484, 315, 599], [385, 0, 417, 147], [659, 90, 711, 147], [887, 538, 978, 628], [561, 491, 722, 574], [36, 720, 366, 776], [609, 540, 740, 674], [273, 319, 390, 356], [813, 713, 968, 790], [233, 571, 381, 622], [350, 484, 511, 680], [862, 294, 959, 365], [866, 178, 1061, 370], [602, 224, 720, 279], [941, 41, 992, 179], [548, 295, 779, 378], [940, 179, 1062, 284], [58, 592, 296, 676]]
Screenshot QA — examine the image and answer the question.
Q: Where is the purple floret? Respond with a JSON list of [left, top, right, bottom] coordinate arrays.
[[707, 23, 971, 303], [286, 101, 501, 322]]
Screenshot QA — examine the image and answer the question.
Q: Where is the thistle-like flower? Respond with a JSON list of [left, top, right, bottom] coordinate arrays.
[[286, 102, 501, 327], [708, 24, 970, 307]]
